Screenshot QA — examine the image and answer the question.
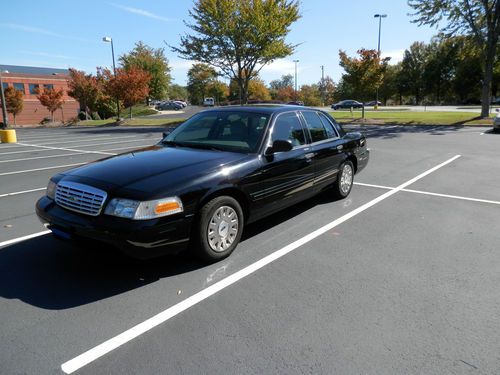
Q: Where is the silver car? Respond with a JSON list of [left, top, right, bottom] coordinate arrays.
[[494, 109, 500, 132]]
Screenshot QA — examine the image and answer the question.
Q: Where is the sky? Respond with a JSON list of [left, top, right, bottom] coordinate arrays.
[[0, 0, 439, 87]]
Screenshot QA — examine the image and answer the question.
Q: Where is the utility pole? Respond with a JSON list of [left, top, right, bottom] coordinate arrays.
[[103, 36, 121, 120], [374, 14, 387, 110], [320, 65, 325, 107], [293, 60, 299, 101]]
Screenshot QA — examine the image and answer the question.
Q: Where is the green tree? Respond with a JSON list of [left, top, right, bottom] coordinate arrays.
[[172, 0, 300, 104], [299, 84, 321, 106], [269, 74, 294, 100], [120, 41, 172, 101], [338, 48, 390, 102], [169, 84, 189, 101], [248, 77, 271, 101], [207, 80, 229, 104], [379, 63, 402, 105], [318, 76, 335, 106], [187, 63, 219, 105], [399, 42, 429, 104], [409, 0, 500, 117]]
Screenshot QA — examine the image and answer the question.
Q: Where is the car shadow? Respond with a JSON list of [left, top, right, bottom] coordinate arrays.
[[343, 124, 479, 139], [0, 190, 340, 311]]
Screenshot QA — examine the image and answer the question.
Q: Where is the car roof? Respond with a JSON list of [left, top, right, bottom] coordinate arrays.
[[200, 104, 318, 115]]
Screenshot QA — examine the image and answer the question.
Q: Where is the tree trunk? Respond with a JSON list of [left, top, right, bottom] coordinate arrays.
[[13, 114, 16, 126], [129, 106, 132, 119], [51, 111, 54, 123], [480, 39, 496, 117]]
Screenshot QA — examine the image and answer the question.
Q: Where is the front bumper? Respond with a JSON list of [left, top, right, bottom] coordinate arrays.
[[36, 196, 193, 259]]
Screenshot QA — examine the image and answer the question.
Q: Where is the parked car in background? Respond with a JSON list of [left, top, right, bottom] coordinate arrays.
[[287, 101, 304, 106], [364, 100, 382, 106], [36, 105, 369, 262], [173, 100, 187, 108], [331, 100, 364, 110], [494, 109, 500, 132], [203, 97, 215, 106], [156, 101, 183, 111]]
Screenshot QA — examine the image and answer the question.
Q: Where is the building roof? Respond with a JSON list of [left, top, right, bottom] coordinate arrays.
[[0, 64, 68, 76]]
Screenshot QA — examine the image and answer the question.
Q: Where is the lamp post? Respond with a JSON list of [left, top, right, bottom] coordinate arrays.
[[102, 36, 120, 120], [293, 59, 299, 101], [0, 69, 8, 128], [374, 14, 387, 110], [320, 65, 325, 107]]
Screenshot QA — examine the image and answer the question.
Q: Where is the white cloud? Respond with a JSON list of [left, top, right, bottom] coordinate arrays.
[[382, 49, 405, 64], [260, 59, 298, 75], [170, 59, 196, 70], [0, 23, 89, 42], [109, 3, 175, 22], [18, 51, 74, 60]]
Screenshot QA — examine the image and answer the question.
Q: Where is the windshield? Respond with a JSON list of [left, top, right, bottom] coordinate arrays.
[[162, 111, 270, 153]]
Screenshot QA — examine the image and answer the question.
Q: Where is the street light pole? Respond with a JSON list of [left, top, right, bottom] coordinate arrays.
[[320, 65, 325, 106], [0, 70, 8, 129], [103, 36, 120, 120], [293, 59, 299, 101], [374, 14, 387, 110]]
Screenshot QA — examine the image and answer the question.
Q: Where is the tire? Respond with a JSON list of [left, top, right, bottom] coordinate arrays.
[[194, 196, 244, 262], [332, 160, 354, 199]]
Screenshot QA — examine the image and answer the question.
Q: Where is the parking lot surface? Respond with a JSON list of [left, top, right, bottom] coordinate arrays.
[[1, 124, 499, 374]]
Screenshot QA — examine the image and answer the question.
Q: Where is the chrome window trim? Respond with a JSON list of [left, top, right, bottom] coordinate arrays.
[[264, 111, 308, 152]]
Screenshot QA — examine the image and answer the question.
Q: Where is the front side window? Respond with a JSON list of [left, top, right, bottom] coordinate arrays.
[[301, 111, 328, 142], [29, 84, 39, 94], [271, 112, 306, 147], [13, 83, 25, 94], [164, 111, 269, 153]]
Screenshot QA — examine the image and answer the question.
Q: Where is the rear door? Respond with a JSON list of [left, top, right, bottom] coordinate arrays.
[[300, 110, 346, 191], [251, 111, 316, 217]]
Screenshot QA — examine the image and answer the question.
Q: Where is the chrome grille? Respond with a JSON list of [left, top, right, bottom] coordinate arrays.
[[55, 181, 107, 216]]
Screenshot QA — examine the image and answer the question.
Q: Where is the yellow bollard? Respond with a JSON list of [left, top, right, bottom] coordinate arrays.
[[0, 129, 17, 143]]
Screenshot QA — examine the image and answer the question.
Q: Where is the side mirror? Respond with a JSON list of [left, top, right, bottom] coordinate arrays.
[[265, 139, 293, 155], [162, 127, 175, 138], [496, 108, 499, 113]]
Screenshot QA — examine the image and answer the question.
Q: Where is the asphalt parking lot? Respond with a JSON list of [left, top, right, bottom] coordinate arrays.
[[1, 124, 499, 374]]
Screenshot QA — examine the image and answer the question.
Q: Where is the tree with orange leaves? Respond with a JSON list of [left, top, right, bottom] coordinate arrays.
[[4, 86, 24, 125], [102, 67, 151, 119], [36, 87, 65, 122]]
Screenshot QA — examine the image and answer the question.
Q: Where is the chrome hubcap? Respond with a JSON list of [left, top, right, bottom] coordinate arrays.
[[340, 164, 353, 194], [208, 206, 239, 252]]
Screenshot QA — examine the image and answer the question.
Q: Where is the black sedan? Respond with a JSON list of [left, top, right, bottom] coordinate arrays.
[[36, 106, 369, 262], [156, 101, 183, 111], [331, 100, 364, 110]]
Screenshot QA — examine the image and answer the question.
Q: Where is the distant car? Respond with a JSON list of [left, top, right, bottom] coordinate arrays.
[[203, 97, 215, 107], [156, 101, 182, 111], [173, 100, 187, 108], [287, 101, 304, 106], [331, 100, 364, 110], [364, 100, 382, 107], [494, 109, 500, 132]]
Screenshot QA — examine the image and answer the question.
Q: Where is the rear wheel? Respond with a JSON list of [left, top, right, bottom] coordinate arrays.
[[332, 160, 354, 199], [195, 196, 244, 262]]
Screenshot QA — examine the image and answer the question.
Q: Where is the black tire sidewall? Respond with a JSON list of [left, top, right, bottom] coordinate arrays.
[[196, 196, 244, 262]]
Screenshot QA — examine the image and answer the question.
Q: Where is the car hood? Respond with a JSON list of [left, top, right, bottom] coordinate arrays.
[[61, 145, 249, 196]]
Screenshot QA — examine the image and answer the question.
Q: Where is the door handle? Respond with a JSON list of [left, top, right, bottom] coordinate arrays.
[[336, 145, 343, 151], [305, 152, 315, 159]]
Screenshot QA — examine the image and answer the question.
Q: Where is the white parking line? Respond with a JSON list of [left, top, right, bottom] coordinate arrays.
[[15, 143, 116, 155], [0, 163, 86, 176], [355, 181, 500, 206], [0, 230, 51, 248], [60, 154, 461, 374], [0, 187, 45, 198], [0, 139, 152, 156], [0, 135, 139, 149]]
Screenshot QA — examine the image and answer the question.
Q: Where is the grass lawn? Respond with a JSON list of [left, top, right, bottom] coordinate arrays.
[[76, 117, 186, 127], [331, 110, 495, 126]]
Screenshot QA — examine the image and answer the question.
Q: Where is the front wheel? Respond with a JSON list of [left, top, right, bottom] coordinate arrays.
[[194, 196, 244, 262], [332, 160, 354, 199]]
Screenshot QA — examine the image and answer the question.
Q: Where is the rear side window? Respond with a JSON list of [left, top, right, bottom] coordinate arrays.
[[318, 112, 343, 137], [272, 112, 306, 147], [301, 111, 329, 142]]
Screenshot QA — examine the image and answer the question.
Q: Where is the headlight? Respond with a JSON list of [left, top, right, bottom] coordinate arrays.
[[47, 180, 57, 199], [104, 197, 183, 220]]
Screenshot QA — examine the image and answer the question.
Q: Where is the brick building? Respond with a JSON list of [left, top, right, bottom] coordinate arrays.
[[0, 64, 79, 125]]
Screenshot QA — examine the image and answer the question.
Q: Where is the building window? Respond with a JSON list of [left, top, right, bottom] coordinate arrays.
[[29, 83, 39, 95], [13, 83, 25, 94], [43, 84, 54, 90], [2, 82, 8, 92]]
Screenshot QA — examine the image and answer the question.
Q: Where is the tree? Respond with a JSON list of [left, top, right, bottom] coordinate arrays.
[[4, 87, 23, 125], [409, 0, 500, 117], [206, 80, 229, 104], [275, 86, 295, 102], [399, 42, 429, 104], [36, 87, 64, 122], [318, 76, 336, 106], [187, 63, 219, 105], [269, 74, 294, 90], [172, 0, 300, 104], [338, 49, 390, 102], [298, 84, 321, 106], [379, 63, 402, 105], [103, 67, 151, 118], [120, 41, 172, 101], [248, 77, 271, 101], [169, 84, 189, 101], [67, 68, 100, 119]]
